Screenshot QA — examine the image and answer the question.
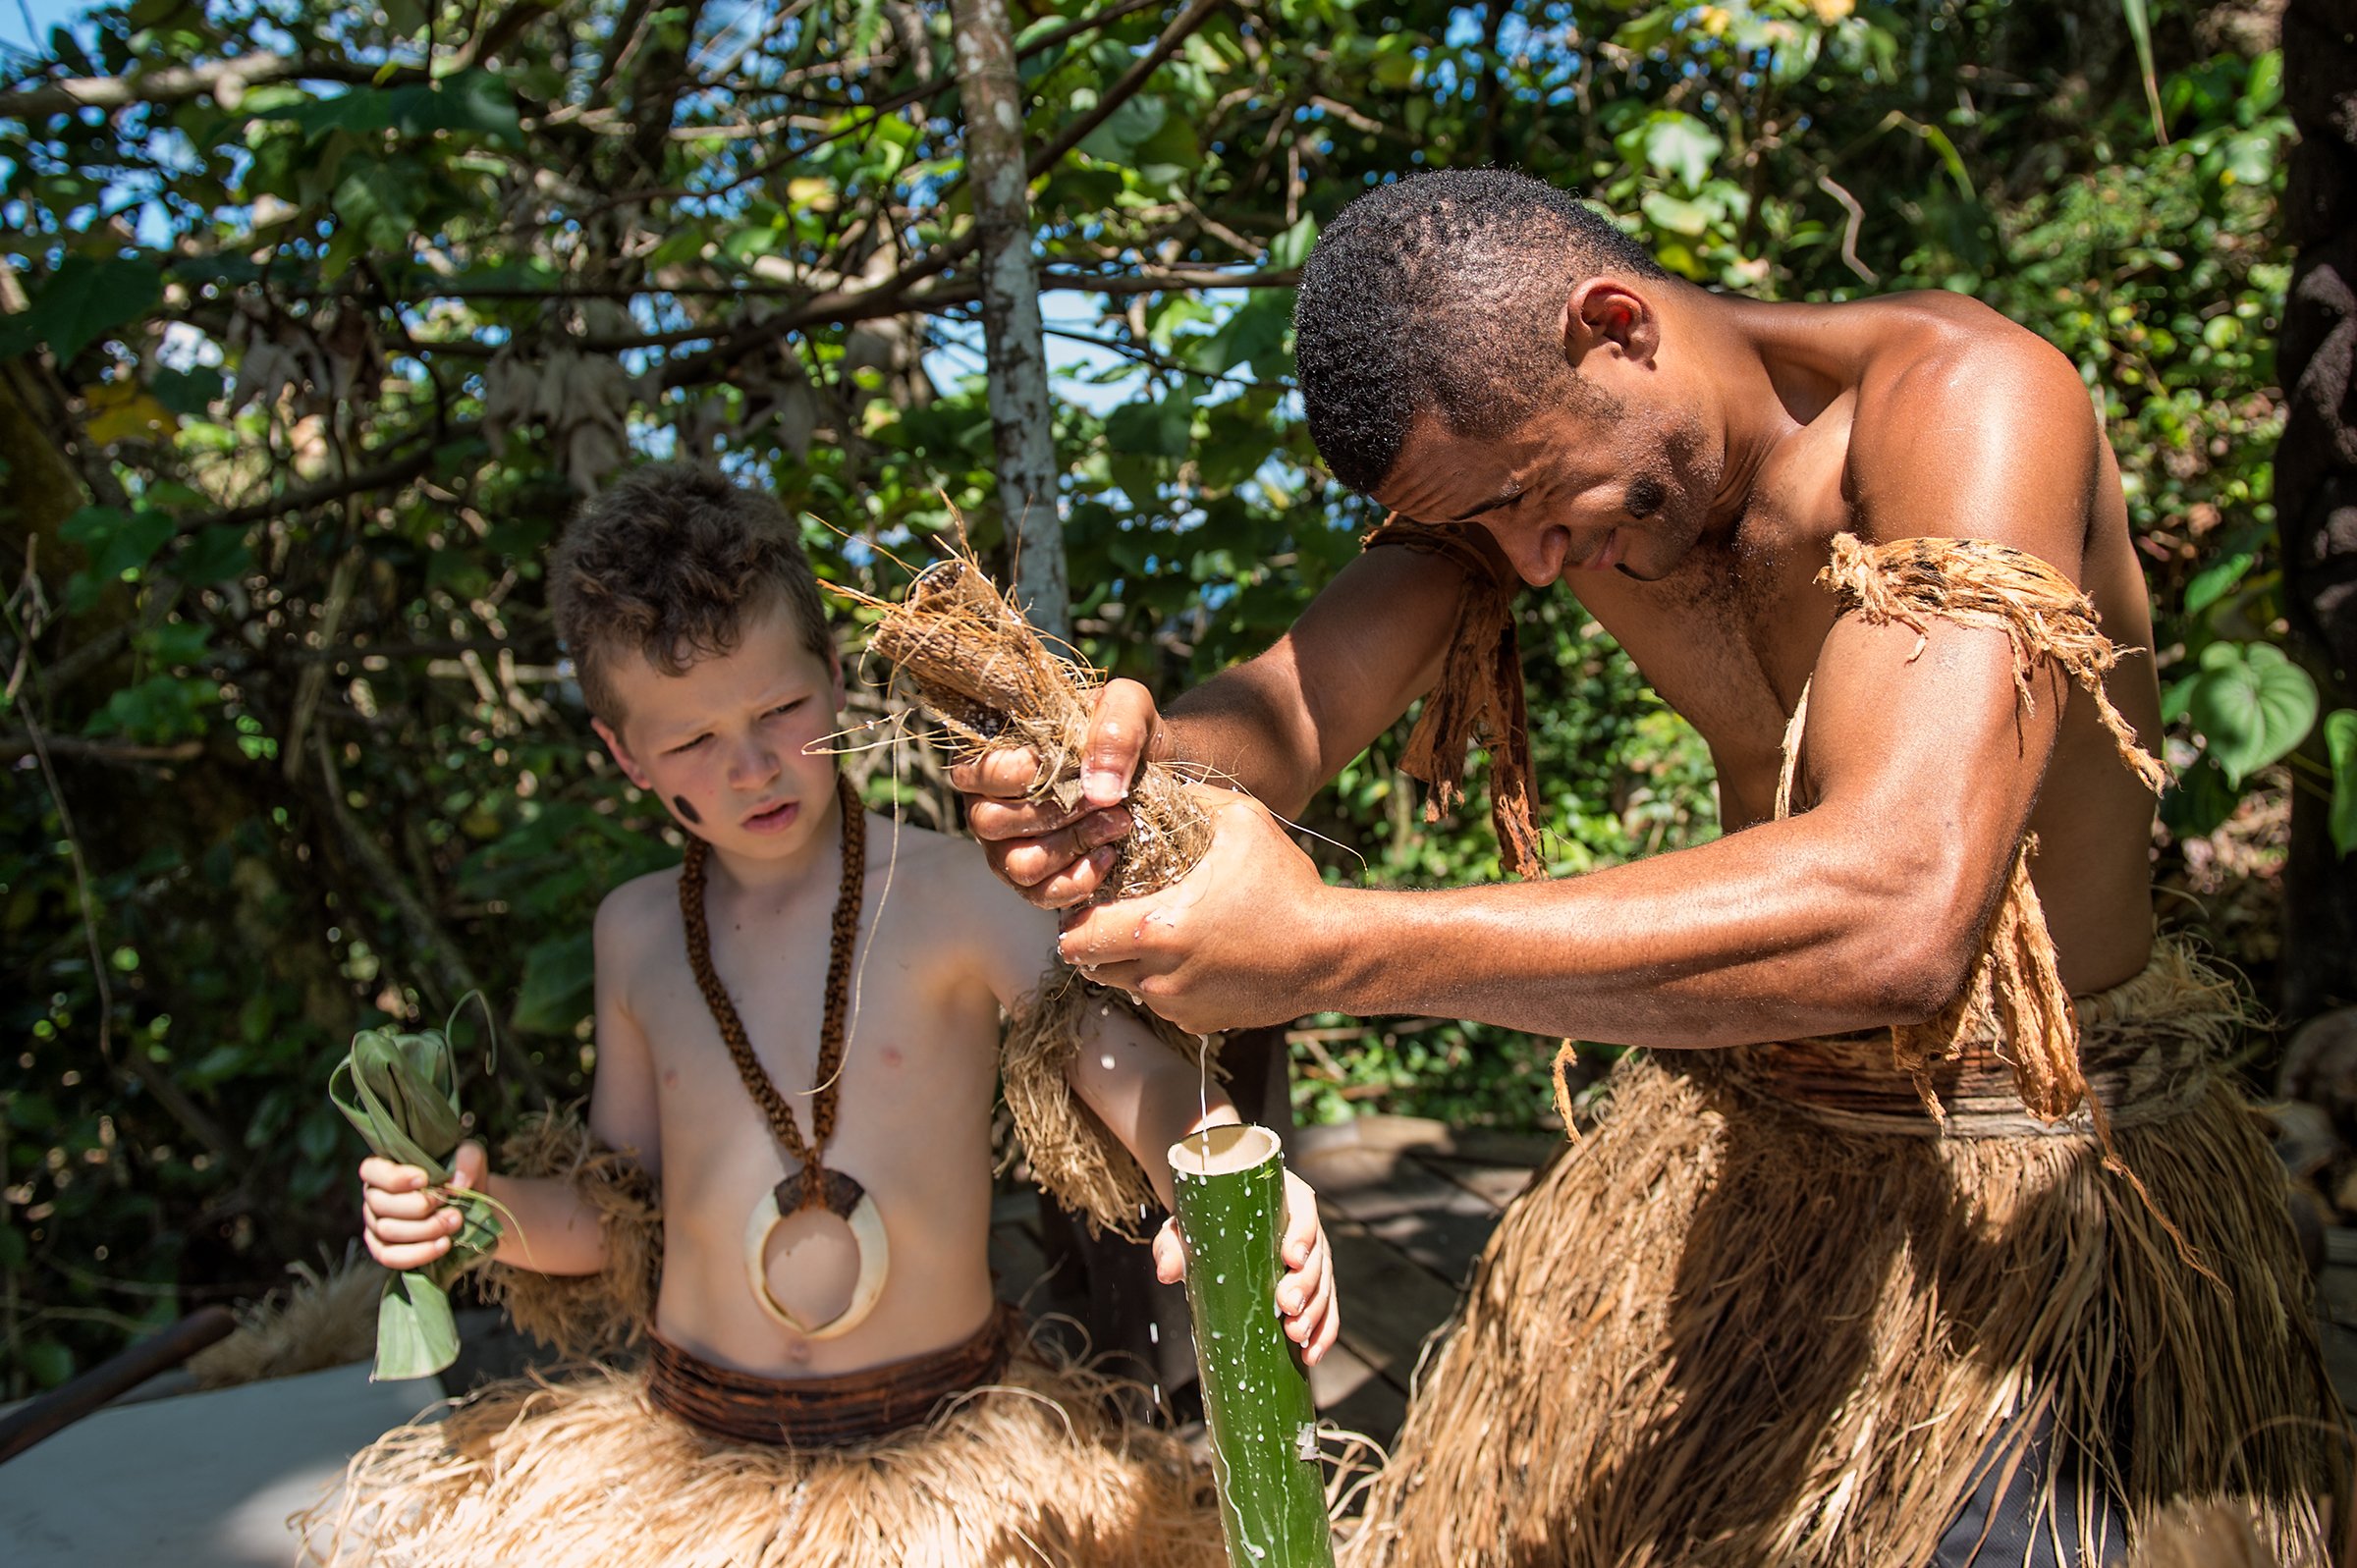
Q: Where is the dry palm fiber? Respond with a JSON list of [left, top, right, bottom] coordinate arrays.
[[1360, 516, 1547, 879], [472, 1107, 662, 1362], [305, 1320, 1225, 1568], [1004, 967, 1227, 1238], [2128, 1503, 2281, 1568], [1347, 942, 2342, 1568], [850, 552, 1212, 903], [187, 1253, 380, 1389]]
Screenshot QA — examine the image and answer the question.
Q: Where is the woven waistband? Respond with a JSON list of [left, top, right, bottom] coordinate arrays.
[[1711, 943, 2240, 1139], [646, 1303, 1015, 1446]]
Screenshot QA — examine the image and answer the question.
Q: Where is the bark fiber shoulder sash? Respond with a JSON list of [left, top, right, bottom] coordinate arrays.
[[1781, 533, 2169, 1136], [1002, 969, 1224, 1239], [1361, 516, 1547, 879]]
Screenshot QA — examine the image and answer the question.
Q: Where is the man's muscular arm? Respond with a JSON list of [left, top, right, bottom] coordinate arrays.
[[1061, 337, 2108, 1045], [956, 544, 1464, 905]]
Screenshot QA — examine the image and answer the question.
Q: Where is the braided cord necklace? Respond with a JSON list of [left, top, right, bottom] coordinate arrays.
[[678, 773, 888, 1338]]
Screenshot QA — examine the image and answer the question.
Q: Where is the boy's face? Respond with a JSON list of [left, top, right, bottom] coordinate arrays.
[[592, 602, 848, 864]]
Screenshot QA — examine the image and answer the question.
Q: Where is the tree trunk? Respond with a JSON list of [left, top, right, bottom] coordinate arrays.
[[2276, 0, 2357, 1020], [951, 0, 1069, 643]]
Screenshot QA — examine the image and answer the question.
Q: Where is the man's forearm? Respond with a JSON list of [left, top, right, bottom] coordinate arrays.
[[1305, 809, 1978, 1048], [1163, 669, 1330, 818]]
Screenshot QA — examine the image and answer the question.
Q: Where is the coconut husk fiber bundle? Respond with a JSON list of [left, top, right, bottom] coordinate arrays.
[[186, 1254, 380, 1390], [853, 554, 1213, 903], [305, 1322, 1226, 1568], [1345, 536, 2346, 1566]]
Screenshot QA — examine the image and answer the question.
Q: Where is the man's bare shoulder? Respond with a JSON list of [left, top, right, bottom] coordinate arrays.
[[1842, 295, 2099, 555]]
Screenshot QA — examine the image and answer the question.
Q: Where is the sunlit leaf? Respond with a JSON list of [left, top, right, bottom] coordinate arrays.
[[2183, 640, 2319, 785]]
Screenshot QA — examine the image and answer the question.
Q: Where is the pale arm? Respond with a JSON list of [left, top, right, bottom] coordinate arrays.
[[360, 891, 664, 1276]]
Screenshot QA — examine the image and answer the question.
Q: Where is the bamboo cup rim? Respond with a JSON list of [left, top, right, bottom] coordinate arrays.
[[1169, 1123, 1280, 1177]]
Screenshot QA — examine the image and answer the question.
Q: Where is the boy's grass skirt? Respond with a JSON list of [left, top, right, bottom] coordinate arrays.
[[306, 1317, 1225, 1568], [1345, 943, 2345, 1567]]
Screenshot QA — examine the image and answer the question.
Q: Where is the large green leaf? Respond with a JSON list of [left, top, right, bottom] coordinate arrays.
[[1622, 112, 1724, 191], [0, 256, 162, 362], [2182, 640, 2319, 785], [511, 931, 595, 1035], [60, 505, 178, 589], [1106, 396, 1194, 459]]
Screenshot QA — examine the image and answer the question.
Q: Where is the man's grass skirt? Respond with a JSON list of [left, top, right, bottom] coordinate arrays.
[[1346, 943, 2343, 1566], [307, 1322, 1225, 1568]]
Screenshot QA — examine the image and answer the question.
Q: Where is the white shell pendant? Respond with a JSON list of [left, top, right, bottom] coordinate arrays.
[[743, 1167, 889, 1339]]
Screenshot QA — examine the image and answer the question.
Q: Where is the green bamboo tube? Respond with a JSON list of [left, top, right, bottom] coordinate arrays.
[[1169, 1123, 1335, 1568]]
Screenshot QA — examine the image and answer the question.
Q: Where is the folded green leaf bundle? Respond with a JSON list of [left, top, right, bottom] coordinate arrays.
[[328, 997, 503, 1380]]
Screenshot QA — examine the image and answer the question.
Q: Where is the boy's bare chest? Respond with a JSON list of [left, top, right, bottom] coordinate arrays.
[[628, 925, 999, 1186]]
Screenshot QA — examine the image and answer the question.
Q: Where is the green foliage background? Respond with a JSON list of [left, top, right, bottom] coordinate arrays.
[[0, 0, 2328, 1392]]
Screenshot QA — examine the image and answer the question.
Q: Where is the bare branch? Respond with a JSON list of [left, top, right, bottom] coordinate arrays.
[[1024, 0, 1226, 180], [0, 732, 202, 764], [0, 52, 424, 120]]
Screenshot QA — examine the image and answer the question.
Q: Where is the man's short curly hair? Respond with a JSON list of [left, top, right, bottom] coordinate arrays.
[[548, 463, 832, 725], [1294, 169, 1667, 495]]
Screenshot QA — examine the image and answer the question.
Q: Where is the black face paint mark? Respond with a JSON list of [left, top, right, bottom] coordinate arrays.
[[672, 795, 703, 825], [1624, 475, 1667, 518]]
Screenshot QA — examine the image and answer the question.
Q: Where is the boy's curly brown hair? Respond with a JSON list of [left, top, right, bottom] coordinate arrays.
[[549, 463, 833, 725]]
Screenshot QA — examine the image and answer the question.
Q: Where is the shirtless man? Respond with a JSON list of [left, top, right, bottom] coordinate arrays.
[[336, 463, 1337, 1568], [955, 172, 2337, 1564]]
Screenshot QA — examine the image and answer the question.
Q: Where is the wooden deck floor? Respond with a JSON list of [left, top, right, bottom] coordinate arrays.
[[993, 1111, 2357, 1450], [989, 1113, 1560, 1445]]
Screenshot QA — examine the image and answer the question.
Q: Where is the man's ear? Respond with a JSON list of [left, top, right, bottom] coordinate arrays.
[[592, 716, 653, 790], [1560, 279, 1661, 368]]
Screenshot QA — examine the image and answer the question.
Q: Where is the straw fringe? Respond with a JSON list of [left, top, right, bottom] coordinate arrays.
[[473, 1108, 662, 1361], [1002, 970, 1225, 1238], [1802, 535, 2172, 1132], [1347, 952, 2343, 1567], [305, 1326, 1225, 1568], [1816, 533, 2168, 797], [187, 1252, 380, 1389], [2129, 1502, 2282, 1568]]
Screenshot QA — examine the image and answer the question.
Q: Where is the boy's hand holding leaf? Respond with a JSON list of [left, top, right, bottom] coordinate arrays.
[[330, 998, 506, 1380]]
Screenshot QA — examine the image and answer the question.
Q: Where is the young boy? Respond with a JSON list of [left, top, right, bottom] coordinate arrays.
[[325, 464, 1338, 1567]]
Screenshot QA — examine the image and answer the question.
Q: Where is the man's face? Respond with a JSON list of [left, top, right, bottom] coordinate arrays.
[[1376, 394, 1717, 588], [593, 600, 847, 863]]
